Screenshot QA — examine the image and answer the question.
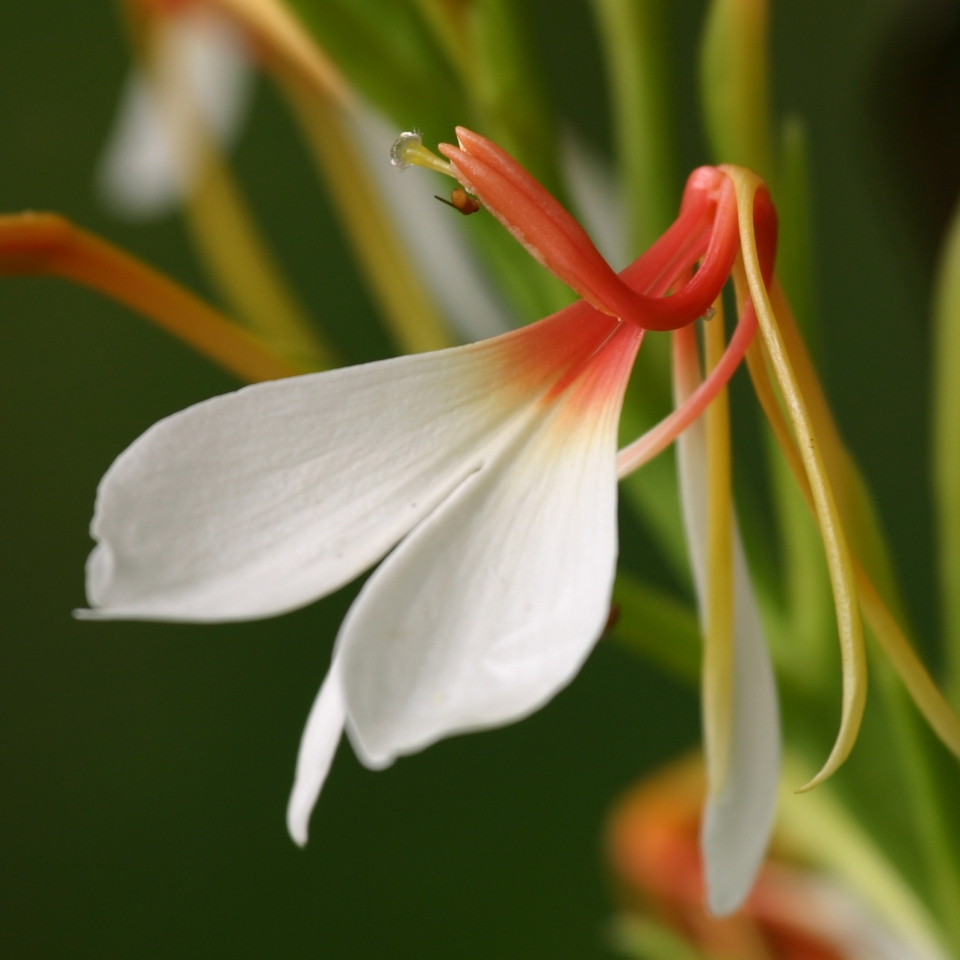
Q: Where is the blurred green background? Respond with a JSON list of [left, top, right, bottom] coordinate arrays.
[[0, 0, 956, 956]]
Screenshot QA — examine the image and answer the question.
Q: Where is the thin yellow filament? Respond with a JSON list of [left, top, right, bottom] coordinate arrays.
[[725, 165, 867, 791], [704, 298, 735, 796], [0, 213, 302, 384]]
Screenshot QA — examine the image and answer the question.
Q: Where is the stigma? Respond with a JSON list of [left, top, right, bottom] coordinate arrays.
[[390, 132, 453, 177]]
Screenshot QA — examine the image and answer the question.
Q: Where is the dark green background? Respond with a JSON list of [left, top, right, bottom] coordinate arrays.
[[0, 0, 954, 956]]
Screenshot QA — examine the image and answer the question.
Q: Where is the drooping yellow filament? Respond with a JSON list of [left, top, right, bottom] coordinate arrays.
[[0, 213, 302, 384], [725, 165, 867, 791], [703, 297, 735, 796], [745, 298, 960, 765]]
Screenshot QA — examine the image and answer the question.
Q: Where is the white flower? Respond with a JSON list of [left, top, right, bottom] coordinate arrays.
[[80, 304, 641, 843]]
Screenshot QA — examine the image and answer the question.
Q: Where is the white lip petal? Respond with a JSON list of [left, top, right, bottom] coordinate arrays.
[[97, 9, 254, 219], [337, 372, 629, 769], [83, 341, 533, 622], [348, 103, 514, 342], [286, 655, 346, 846], [675, 358, 780, 917]]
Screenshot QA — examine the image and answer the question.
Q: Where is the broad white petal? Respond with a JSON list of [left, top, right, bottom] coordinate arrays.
[[349, 104, 514, 342], [97, 10, 254, 219], [286, 656, 346, 846], [84, 338, 541, 622], [675, 368, 780, 916], [337, 332, 638, 767]]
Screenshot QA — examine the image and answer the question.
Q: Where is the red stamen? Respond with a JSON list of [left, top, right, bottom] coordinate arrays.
[[440, 129, 742, 332]]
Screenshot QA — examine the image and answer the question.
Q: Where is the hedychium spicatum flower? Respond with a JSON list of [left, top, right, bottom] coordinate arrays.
[[3, 109, 955, 914], [64, 125, 960, 913]]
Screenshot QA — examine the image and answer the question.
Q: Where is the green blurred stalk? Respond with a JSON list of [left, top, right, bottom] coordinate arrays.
[[590, 0, 678, 255], [611, 572, 700, 684], [933, 198, 960, 709], [700, 0, 774, 182], [776, 115, 819, 358], [875, 652, 960, 952], [588, 0, 689, 580], [610, 915, 710, 960]]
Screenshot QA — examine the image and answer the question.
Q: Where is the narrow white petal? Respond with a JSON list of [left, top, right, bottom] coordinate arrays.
[[675, 409, 708, 597], [83, 339, 537, 622], [349, 104, 514, 342], [561, 129, 629, 271], [96, 69, 184, 218], [177, 9, 254, 149], [286, 656, 346, 846], [337, 337, 637, 768], [96, 10, 254, 219], [701, 534, 780, 915], [675, 358, 780, 916], [764, 873, 948, 960]]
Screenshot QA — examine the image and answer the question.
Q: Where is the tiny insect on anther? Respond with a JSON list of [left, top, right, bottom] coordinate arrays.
[[434, 188, 481, 216]]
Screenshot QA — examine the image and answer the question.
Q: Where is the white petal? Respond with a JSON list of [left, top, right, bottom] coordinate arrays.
[[336, 338, 636, 768], [701, 534, 780, 915], [96, 68, 184, 218], [177, 10, 254, 149], [83, 339, 540, 622], [96, 9, 254, 219], [761, 873, 948, 960], [674, 361, 780, 916], [675, 405, 708, 597], [349, 103, 514, 342], [286, 656, 346, 846]]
